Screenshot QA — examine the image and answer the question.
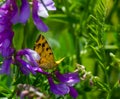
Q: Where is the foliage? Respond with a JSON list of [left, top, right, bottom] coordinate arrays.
[[1, 0, 120, 99]]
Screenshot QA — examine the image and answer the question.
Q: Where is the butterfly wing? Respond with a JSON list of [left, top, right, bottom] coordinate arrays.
[[34, 34, 57, 69]]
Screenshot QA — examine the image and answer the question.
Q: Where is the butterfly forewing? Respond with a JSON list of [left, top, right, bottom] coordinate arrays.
[[34, 34, 57, 69]]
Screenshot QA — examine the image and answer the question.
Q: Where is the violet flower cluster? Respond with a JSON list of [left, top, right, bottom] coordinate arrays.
[[0, 0, 80, 98], [0, 0, 55, 74]]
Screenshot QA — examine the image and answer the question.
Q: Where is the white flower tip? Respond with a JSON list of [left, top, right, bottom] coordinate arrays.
[[38, 10, 49, 18], [27, 49, 40, 60]]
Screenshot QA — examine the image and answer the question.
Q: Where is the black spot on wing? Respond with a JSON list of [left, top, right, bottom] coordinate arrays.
[[49, 52, 53, 55], [34, 43, 41, 49], [42, 43, 45, 47], [38, 43, 41, 47], [42, 41, 47, 47], [46, 47, 50, 51]]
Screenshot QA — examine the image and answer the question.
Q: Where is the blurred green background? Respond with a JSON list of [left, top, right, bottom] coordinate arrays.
[[12, 0, 120, 98], [1, 0, 120, 99]]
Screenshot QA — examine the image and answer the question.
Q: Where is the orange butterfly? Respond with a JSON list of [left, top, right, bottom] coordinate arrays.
[[34, 34, 64, 69]]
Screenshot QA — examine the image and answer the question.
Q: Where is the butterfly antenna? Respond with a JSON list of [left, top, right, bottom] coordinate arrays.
[[55, 57, 65, 65]]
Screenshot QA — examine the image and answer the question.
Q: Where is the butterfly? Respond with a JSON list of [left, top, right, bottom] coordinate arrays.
[[34, 34, 64, 69]]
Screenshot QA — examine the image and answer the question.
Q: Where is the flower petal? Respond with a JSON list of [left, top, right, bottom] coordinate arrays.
[[16, 49, 42, 75], [39, 0, 56, 11], [37, 0, 56, 18], [48, 76, 70, 95], [17, 49, 40, 62], [27, 49, 40, 60], [55, 71, 80, 86], [10, 0, 19, 24], [0, 31, 14, 57], [19, 0, 30, 23], [32, 0, 49, 32], [0, 24, 11, 33], [16, 56, 36, 75], [0, 58, 12, 74], [34, 67, 49, 75], [37, 3, 49, 18], [69, 86, 78, 98], [0, 0, 18, 24]]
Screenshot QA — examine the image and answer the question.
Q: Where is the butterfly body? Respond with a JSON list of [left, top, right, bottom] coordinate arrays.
[[34, 34, 58, 69]]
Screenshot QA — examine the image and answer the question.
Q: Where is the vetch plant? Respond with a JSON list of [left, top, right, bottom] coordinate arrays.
[[2, 0, 119, 99], [0, 0, 80, 98]]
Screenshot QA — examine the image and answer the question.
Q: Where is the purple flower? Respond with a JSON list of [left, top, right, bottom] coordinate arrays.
[[37, 0, 56, 18], [69, 86, 78, 98], [11, 0, 56, 32], [47, 71, 80, 98], [48, 76, 70, 95], [32, 0, 48, 32], [32, 0, 56, 32], [18, 0, 30, 23], [0, 0, 18, 29], [0, 1, 79, 98], [0, 57, 12, 74], [0, 0, 56, 74], [0, 39, 14, 74], [55, 71, 80, 86], [1, 0, 30, 24], [15, 48, 50, 76], [15, 49, 40, 75], [0, 0, 16, 74], [55, 71, 80, 98], [0, 0, 19, 24], [1, 0, 56, 32]]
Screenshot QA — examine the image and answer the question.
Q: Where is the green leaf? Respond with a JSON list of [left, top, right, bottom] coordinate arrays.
[[13, 24, 24, 50]]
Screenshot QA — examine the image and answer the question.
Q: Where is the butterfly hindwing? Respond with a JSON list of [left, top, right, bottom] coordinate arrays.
[[34, 34, 57, 69]]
